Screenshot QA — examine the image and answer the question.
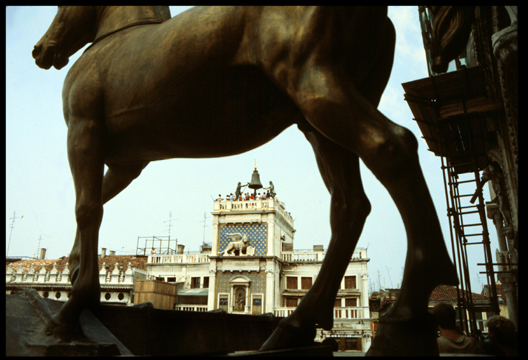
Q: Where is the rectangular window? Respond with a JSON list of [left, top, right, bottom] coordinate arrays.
[[191, 277, 200, 289], [345, 298, 357, 307], [252, 295, 263, 315], [286, 298, 297, 308], [219, 295, 228, 312], [203, 277, 209, 289], [344, 276, 356, 289], [345, 338, 362, 351], [301, 277, 312, 290], [287, 277, 298, 289], [334, 299, 342, 307]]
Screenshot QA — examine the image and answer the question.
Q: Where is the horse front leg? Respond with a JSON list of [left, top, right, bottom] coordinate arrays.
[[45, 118, 105, 342], [260, 130, 370, 351], [68, 163, 148, 285]]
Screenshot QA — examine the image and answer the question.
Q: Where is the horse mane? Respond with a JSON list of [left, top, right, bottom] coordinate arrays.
[[430, 6, 475, 63]]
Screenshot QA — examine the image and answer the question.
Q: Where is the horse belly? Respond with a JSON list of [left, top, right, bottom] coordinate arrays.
[[102, 64, 298, 164]]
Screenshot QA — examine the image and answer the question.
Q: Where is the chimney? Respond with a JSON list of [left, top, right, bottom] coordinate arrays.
[[177, 244, 185, 254], [101, 248, 107, 258], [313, 245, 324, 252], [109, 250, 116, 256], [39, 248, 47, 260]]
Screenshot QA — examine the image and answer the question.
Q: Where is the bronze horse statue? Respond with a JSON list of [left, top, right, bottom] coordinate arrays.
[[33, 6, 472, 355]]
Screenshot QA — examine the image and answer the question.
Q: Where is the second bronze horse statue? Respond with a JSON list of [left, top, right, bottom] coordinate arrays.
[[33, 6, 472, 355]]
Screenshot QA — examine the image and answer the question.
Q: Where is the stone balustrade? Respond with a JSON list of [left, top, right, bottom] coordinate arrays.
[[148, 249, 366, 264], [281, 248, 367, 262], [213, 199, 293, 225], [175, 305, 208, 312], [274, 306, 369, 319], [6, 262, 136, 286], [282, 251, 325, 262], [148, 254, 211, 264]]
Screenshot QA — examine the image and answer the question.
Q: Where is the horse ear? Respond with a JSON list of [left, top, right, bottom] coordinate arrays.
[[157, 6, 171, 21]]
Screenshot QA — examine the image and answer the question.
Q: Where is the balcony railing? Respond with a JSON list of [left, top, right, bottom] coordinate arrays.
[[274, 306, 369, 319], [213, 199, 293, 225], [148, 254, 210, 264], [282, 251, 325, 262], [175, 305, 208, 312], [281, 248, 367, 262]]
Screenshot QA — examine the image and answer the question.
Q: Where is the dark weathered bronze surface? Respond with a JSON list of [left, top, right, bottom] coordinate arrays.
[[32, 6, 473, 355], [428, 6, 475, 73], [6, 289, 132, 356]]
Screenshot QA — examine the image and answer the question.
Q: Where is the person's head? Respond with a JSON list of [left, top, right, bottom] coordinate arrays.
[[432, 303, 457, 330], [486, 315, 516, 346]]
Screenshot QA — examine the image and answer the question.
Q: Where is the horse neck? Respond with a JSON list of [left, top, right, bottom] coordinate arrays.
[[94, 6, 170, 41]]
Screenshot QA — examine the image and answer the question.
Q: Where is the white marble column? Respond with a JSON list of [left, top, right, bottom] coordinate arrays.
[[211, 218, 220, 254], [207, 265, 217, 310], [361, 273, 369, 318], [265, 266, 275, 313], [267, 217, 276, 256]]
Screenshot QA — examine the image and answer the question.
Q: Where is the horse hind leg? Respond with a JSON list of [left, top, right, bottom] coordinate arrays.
[[290, 62, 457, 355], [260, 131, 370, 351], [301, 59, 456, 292], [69, 163, 148, 284]]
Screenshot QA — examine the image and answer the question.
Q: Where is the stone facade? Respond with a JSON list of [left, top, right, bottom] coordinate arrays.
[[5, 183, 373, 352], [146, 197, 373, 352], [5, 258, 147, 306]]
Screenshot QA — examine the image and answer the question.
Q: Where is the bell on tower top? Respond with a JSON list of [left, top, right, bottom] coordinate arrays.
[[248, 162, 263, 196]]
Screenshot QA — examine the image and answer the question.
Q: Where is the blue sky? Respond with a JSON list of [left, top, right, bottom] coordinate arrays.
[[6, 6, 498, 293]]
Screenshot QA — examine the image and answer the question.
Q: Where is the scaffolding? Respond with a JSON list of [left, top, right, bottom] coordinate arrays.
[[402, 60, 502, 338], [406, 6, 518, 335], [136, 236, 177, 256]]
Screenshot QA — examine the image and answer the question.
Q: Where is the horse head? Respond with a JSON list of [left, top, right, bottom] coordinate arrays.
[[33, 6, 171, 70], [33, 6, 97, 70], [429, 6, 475, 73]]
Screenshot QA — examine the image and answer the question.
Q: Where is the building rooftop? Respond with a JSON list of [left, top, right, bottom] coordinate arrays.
[[6, 254, 148, 274], [429, 284, 491, 303]]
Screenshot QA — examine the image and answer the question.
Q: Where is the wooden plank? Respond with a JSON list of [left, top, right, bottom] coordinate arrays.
[[135, 280, 178, 310], [438, 97, 503, 120]]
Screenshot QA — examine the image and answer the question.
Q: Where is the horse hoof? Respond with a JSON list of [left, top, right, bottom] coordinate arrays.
[[366, 312, 438, 356], [45, 315, 90, 343], [259, 322, 316, 351]]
